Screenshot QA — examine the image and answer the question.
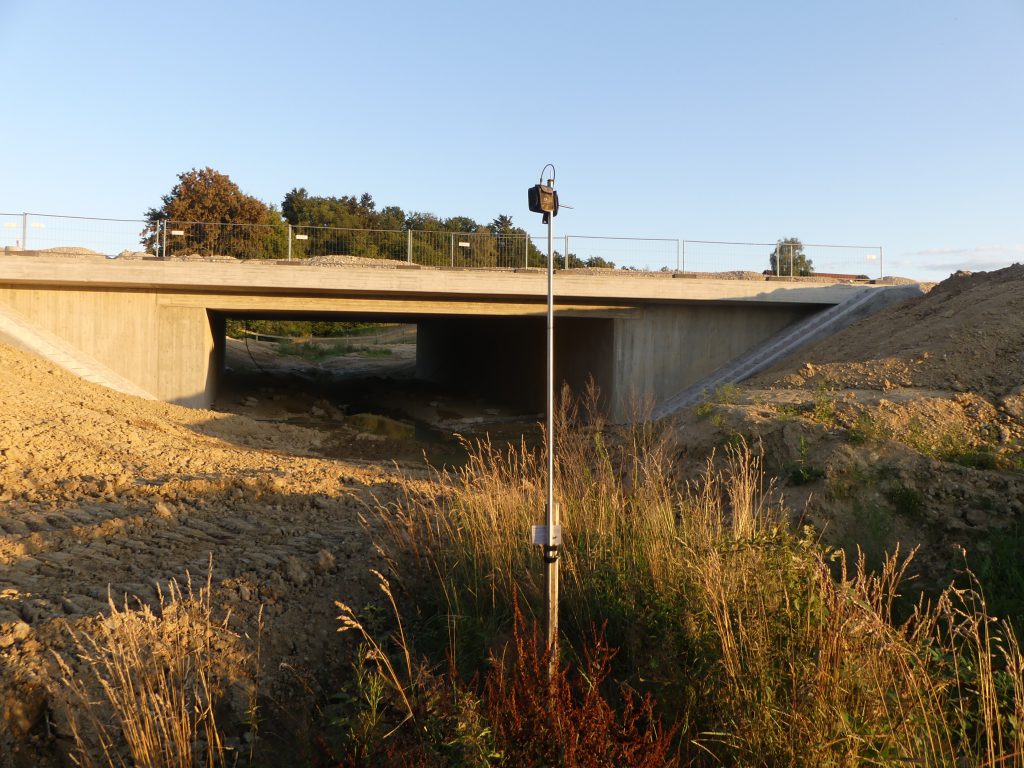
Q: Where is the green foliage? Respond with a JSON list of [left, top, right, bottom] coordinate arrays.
[[714, 383, 740, 404], [282, 187, 398, 231], [884, 485, 926, 518], [769, 237, 813, 276], [283, 189, 542, 268], [773, 402, 801, 420], [551, 251, 617, 269], [811, 382, 840, 428], [847, 410, 1019, 470], [274, 339, 392, 361], [143, 167, 288, 259], [786, 436, 825, 485], [970, 524, 1024, 634], [225, 319, 384, 338]]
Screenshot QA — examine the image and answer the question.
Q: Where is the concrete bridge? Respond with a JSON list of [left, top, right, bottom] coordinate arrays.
[[0, 255, 908, 419]]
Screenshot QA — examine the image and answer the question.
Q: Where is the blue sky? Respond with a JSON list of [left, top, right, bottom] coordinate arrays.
[[2, 0, 1021, 280]]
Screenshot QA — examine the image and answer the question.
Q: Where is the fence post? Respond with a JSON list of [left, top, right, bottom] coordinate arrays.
[[879, 246, 883, 280], [407, 229, 412, 263], [287, 225, 292, 260], [677, 239, 682, 272], [524, 233, 528, 269], [564, 235, 569, 269], [21, 213, 27, 251]]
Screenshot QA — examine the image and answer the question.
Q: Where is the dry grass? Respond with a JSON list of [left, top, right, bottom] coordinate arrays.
[[368, 392, 1024, 766], [52, 567, 258, 768]]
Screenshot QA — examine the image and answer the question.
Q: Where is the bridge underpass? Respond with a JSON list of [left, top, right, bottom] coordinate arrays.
[[0, 256, 887, 420]]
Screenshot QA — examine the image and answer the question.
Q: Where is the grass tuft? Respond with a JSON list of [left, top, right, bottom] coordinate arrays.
[[52, 565, 259, 768]]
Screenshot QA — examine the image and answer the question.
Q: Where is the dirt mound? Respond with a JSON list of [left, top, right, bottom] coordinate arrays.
[[678, 265, 1024, 599], [755, 263, 1024, 397], [0, 342, 411, 763]]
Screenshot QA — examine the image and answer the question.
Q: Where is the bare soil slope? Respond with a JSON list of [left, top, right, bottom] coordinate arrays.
[[0, 343, 411, 764], [756, 264, 1024, 398], [677, 265, 1024, 594]]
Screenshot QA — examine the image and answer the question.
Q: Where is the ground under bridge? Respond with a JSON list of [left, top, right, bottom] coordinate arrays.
[[0, 256, 905, 420]]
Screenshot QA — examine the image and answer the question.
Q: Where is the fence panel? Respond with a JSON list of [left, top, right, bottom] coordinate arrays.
[[290, 226, 406, 262], [0, 213, 151, 257], [0, 213, 21, 251], [163, 220, 289, 260], [406, 231, 527, 268], [680, 240, 882, 278], [562, 235, 680, 271]]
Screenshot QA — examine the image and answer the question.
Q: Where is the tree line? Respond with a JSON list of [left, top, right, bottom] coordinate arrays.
[[143, 167, 807, 273], [142, 167, 550, 265]]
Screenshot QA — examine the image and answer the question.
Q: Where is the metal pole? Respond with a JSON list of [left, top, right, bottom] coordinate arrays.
[[545, 186, 559, 677], [287, 225, 293, 260], [681, 240, 686, 273], [676, 239, 681, 272], [162, 221, 168, 260], [879, 246, 884, 280], [407, 229, 412, 263], [21, 213, 27, 251]]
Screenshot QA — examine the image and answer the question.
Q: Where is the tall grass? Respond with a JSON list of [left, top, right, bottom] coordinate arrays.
[[370, 391, 1024, 766], [53, 568, 259, 768]]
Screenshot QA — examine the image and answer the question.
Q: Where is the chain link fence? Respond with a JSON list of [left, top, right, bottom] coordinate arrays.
[[678, 240, 883, 278], [1, 212, 884, 278], [0, 213, 151, 257]]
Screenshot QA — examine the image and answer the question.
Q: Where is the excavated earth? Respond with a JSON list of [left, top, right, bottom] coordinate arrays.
[[674, 264, 1024, 592], [0, 341, 421, 765]]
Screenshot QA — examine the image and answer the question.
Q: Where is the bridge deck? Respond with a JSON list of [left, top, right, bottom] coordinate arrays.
[[0, 255, 875, 310]]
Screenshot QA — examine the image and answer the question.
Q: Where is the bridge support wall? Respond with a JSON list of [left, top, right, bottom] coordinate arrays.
[[417, 303, 816, 420], [610, 304, 813, 418], [0, 285, 221, 407]]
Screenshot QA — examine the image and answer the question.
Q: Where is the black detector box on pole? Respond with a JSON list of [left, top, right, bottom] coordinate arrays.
[[528, 184, 559, 221]]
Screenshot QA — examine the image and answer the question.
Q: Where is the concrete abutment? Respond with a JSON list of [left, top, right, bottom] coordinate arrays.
[[0, 285, 221, 407], [417, 304, 818, 420]]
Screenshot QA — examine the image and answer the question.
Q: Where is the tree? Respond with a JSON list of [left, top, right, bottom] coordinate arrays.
[[489, 214, 515, 234], [770, 237, 813, 276], [143, 168, 287, 259]]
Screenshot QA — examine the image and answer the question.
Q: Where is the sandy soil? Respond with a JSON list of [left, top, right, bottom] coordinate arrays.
[[675, 264, 1024, 587], [0, 341, 421, 763]]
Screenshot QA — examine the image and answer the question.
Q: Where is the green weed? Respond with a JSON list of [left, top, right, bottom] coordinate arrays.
[[884, 485, 927, 518]]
